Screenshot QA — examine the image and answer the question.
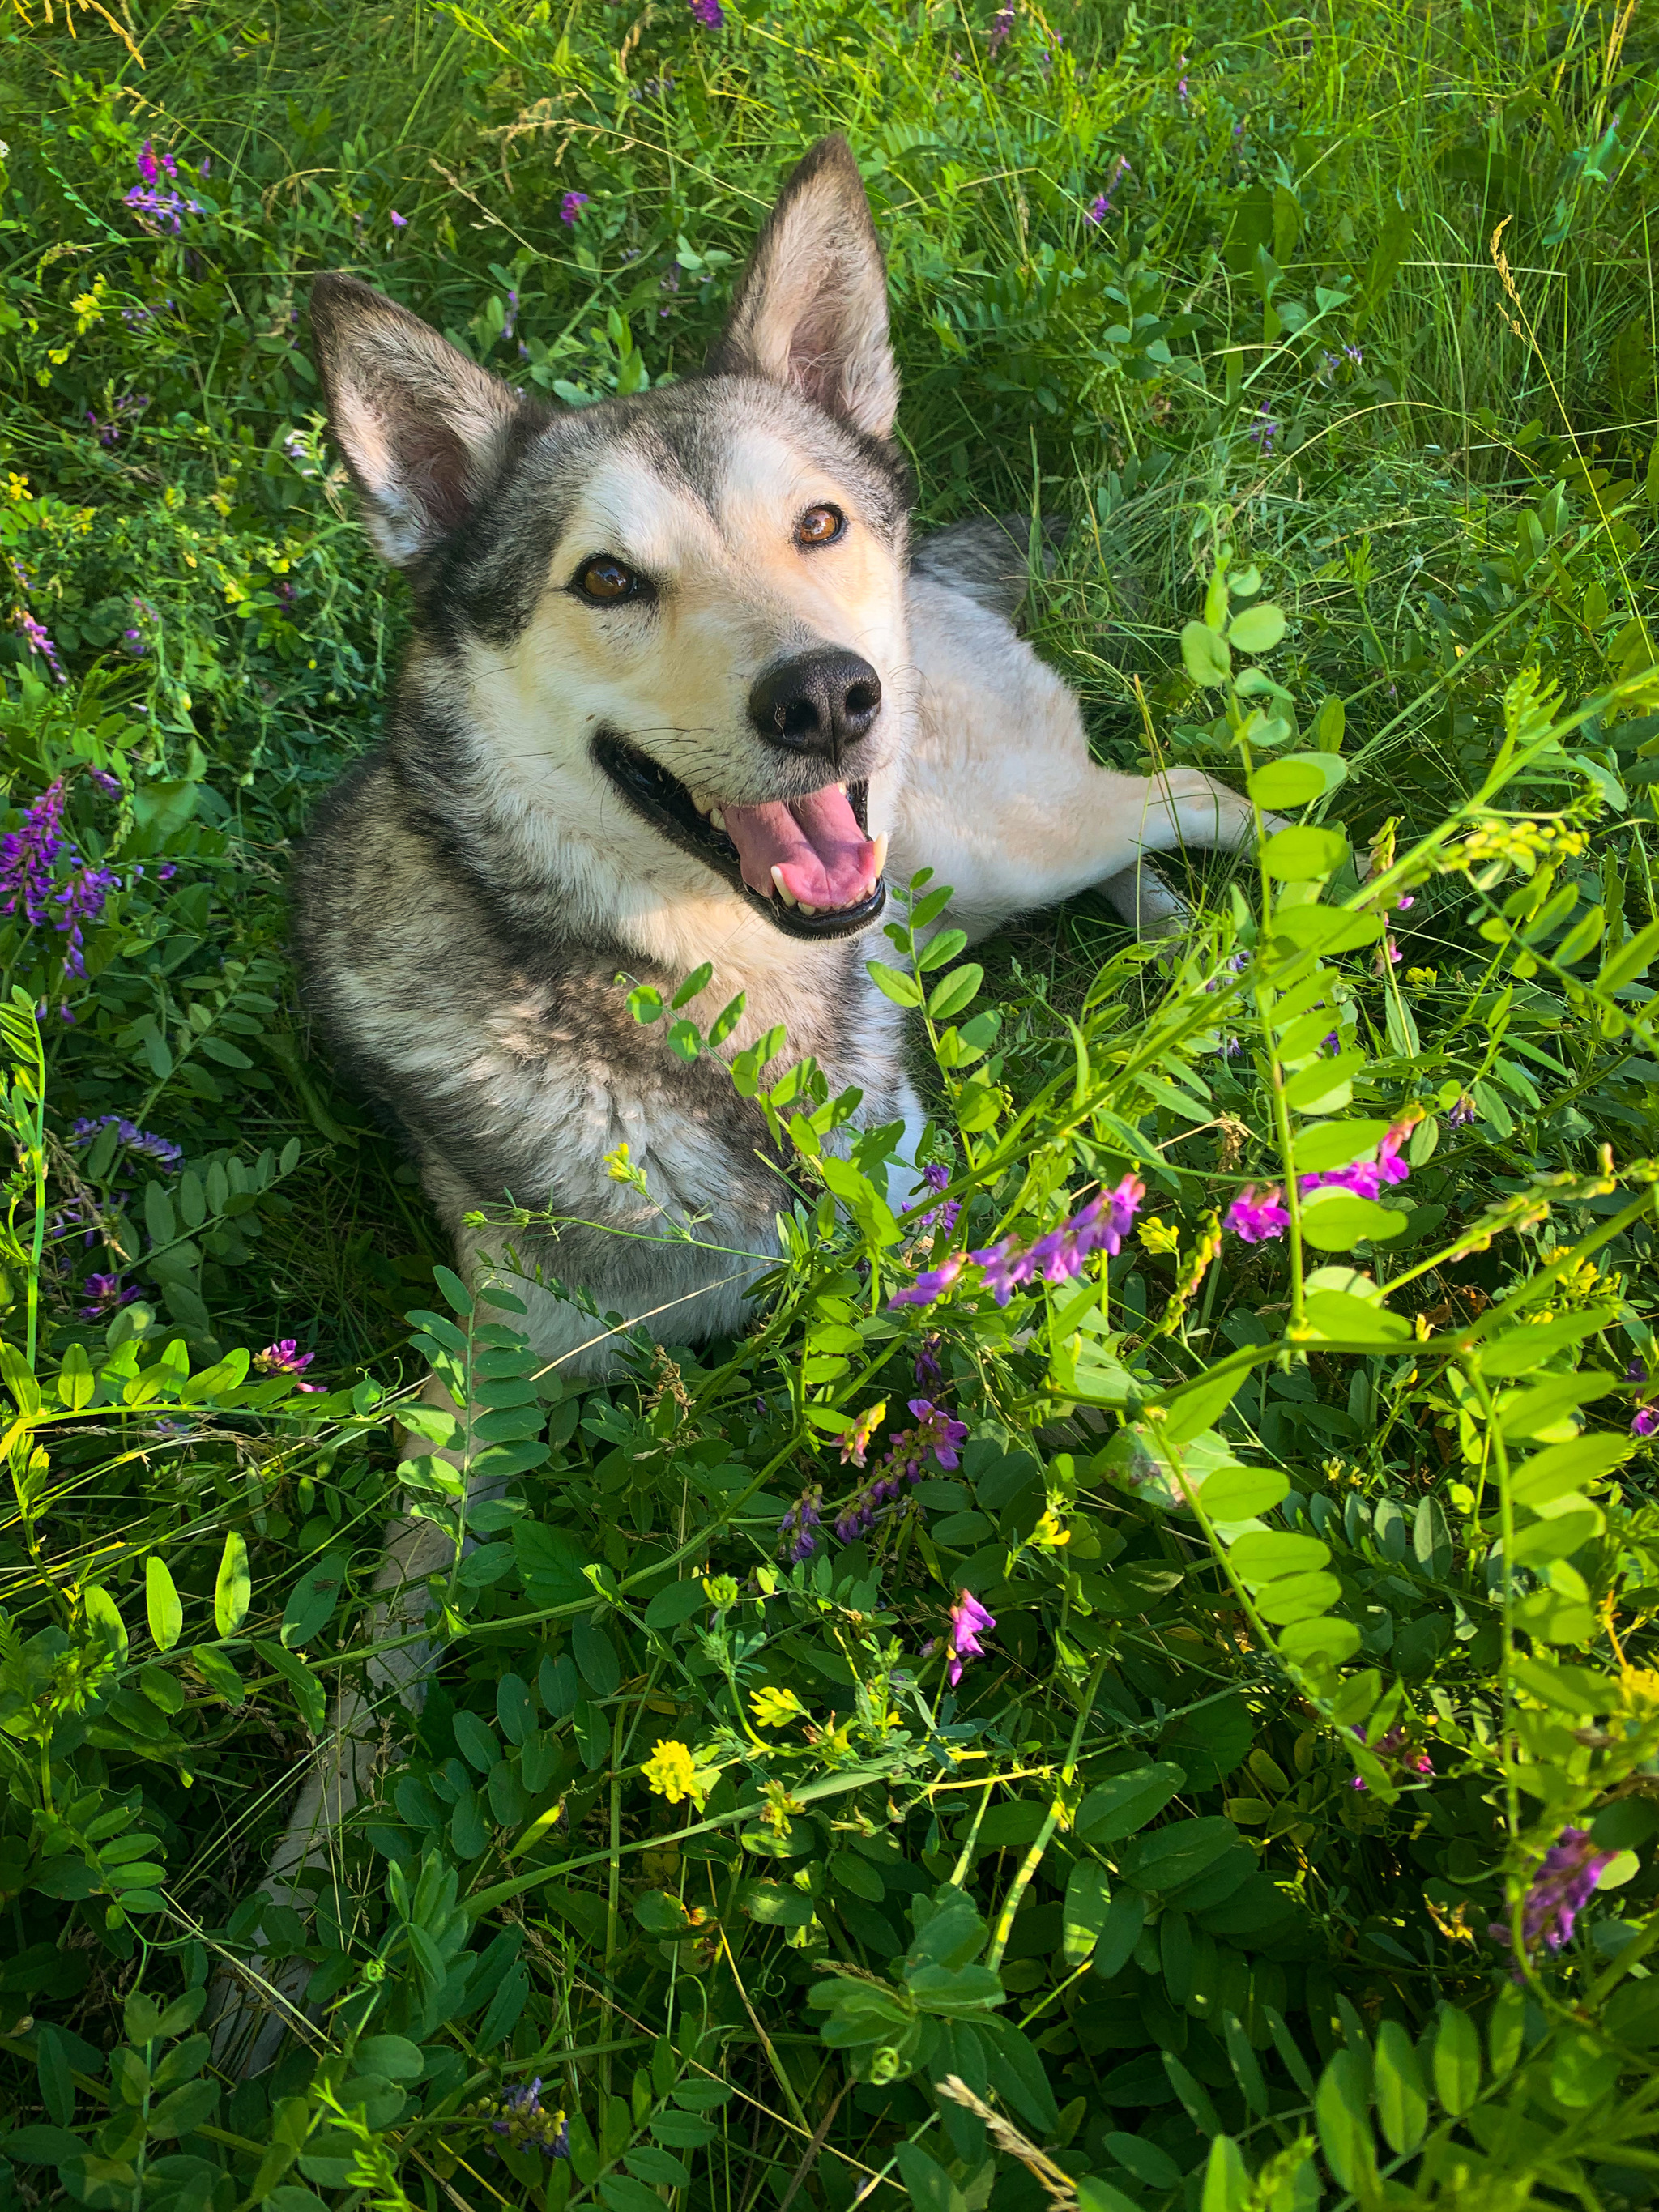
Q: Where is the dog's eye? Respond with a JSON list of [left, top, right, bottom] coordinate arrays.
[[795, 505, 845, 548], [574, 556, 640, 603]]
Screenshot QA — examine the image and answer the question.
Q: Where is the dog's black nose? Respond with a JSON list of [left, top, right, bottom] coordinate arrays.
[[748, 649, 881, 762]]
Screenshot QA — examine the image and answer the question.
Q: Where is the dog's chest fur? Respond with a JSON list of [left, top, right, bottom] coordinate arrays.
[[293, 742, 912, 1282]]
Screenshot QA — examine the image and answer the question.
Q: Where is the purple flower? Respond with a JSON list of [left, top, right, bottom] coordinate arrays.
[[1490, 1829, 1614, 1960], [1300, 1123, 1410, 1205], [16, 612, 66, 685], [390, 209, 407, 230], [81, 1272, 139, 1320], [1446, 1093, 1477, 1131], [890, 1253, 967, 1307], [491, 2078, 570, 2160], [917, 1161, 962, 1237], [90, 770, 121, 796], [690, 0, 723, 23], [0, 780, 68, 921], [1247, 407, 1278, 455], [70, 1116, 182, 1172], [987, 5, 1013, 51], [946, 1590, 995, 1687], [137, 141, 159, 187], [123, 183, 203, 234], [914, 1333, 944, 1390], [1349, 1722, 1435, 1791], [779, 1486, 823, 1563], [1633, 1409, 1657, 1438], [256, 1340, 323, 1391], [1627, 1357, 1649, 1386], [560, 191, 590, 225], [54, 863, 119, 976], [907, 1399, 969, 1471], [1085, 157, 1131, 226], [1226, 1186, 1290, 1244]]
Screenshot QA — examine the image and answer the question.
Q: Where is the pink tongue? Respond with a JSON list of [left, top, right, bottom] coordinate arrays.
[[723, 785, 876, 907]]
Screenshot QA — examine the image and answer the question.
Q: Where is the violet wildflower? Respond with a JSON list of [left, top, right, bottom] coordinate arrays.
[[1247, 407, 1278, 455], [1226, 1186, 1290, 1244], [914, 1332, 944, 1389], [907, 1398, 968, 1471], [0, 779, 68, 923], [1300, 1122, 1410, 1204], [70, 1115, 182, 1171], [987, 5, 1013, 52], [54, 862, 119, 977], [1627, 1357, 1649, 1385], [138, 141, 159, 187], [81, 1272, 139, 1321], [1086, 194, 1111, 225], [1349, 1723, 1434, 1791], [560, 191, 590, 225], [489, 2078, 570, 2160], [690, 0, 723, 23], [390, 209, 407, 230], [778, 1485, 823, 1563], [256, 1340, 324, 1392], [16, 612, 66, 684], [1633, 1408, 1658, 1438], [1446, 1093, 1477, 1131], [946, 1590, 995, 1687], [1489, 1828, 1613, 1960], [890, 1252, 967, 1307], [919, 1161, 960, 1236], [90, 769, 121, 796]]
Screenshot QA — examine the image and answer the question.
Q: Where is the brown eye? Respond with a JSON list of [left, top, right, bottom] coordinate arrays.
[[795, 504, 845, 548], [575, 556, 639, 603]]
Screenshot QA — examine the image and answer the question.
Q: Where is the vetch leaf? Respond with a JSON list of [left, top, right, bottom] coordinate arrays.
[[1075, 1763, 1185, 1843], [1181, 620, 1232, 686], [1062, 1860, 1112, 1963], [1227, 603, 1287, 654], [1433, 2004, 1482, 2115], [146, 1557, 183, 1652], [1374, 2019, 1427, 2155], [1261, 825, 1348, 881], [1247, 753, 1347, 808], [867, 961, 923, 1008]]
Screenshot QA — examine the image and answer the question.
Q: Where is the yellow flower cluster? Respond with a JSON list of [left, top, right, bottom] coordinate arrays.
[[1452, 818, 1588, 872]]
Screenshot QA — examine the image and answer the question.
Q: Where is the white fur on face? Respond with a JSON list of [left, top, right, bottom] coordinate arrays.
[[447, 424, 911, 968]]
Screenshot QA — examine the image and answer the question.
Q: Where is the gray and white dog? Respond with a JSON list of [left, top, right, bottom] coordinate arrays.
[[218, 135, 1257, 2065]]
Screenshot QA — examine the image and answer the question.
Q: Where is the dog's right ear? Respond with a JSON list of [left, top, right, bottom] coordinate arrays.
[[706, 135, 898, 443], [309, 275, 522, 565]]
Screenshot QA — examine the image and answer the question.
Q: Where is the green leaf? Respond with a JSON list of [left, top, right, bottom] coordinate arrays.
[[282, 1554, 348, 1649], [1092, 1888, 1145, 1979], [572, 1617, 621, 1697], [1247, 753, 1347, 808], [1200, 2134, 1251, 2212], [670, 961, 713, 1009], [1412, 1496, 1453, 1579], [252, 1639, 326, 1734], [1294, 1119, 1390, 1172], [917, 928, 967, 973], [1074, 1763, 1185, 1844], [1161, 1357, 1252, 1448], [1508, 1434, 1627, 1510], [1374, 2019, 1427, 2155], [867, 960, 923, 1008], [1595, 916, 1659, 995], [1497, 1370, 1614, 1439], [1077, 2185, 1140, 2212], [1315, 2048, 1375, 2194], [895, 2142, 966, 2212], [1062, 1860, 1112, 1964], [1302, 1289, 1412, 1345], [1227, 603, 1287, 654], [1298, 1191, 1407, 1251], [1196, 1464, 1290, 1519], [627, 985, 664, 1023], [1181, 620, 1232, 686], [928, 964, 983, 1021], [84, 1582, 129, 1664], [1433, 2004, 1482, 2115], [146, 1557, 183, 1652], [1261, 825, 1348, 881], [1229, 1530, 1329, 1584], [1282, 1050, 1366, 1110]]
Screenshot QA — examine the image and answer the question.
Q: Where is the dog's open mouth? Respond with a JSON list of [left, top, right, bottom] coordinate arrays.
[[594, 731, 887, 940]]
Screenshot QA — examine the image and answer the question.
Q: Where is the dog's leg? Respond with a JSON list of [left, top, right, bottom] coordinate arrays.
[[897, 569, 1268, 944]]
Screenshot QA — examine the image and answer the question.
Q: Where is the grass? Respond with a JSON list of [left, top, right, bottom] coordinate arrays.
[[6, 2, 1659, 2209]]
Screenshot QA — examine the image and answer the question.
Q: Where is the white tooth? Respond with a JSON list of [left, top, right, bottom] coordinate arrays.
[[800, 901, 818, 917], [709, 808, 726, 833], [770, 866, 798, 907], [872, 832, 889, 878], [692, 791, 713, 816]]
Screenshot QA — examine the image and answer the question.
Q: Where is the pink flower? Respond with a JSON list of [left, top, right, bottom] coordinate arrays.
[[946, 1590, 996, 1687], [1226, 1186, 1290, 1243], [256, 1339, 323, 1391], [907, 1399, 968, 1471], [390, 209, 407, 230], [1633, 1408, 1657, 1438]]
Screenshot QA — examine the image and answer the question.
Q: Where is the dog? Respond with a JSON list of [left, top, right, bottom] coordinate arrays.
[[211, 135, 1259, 2067]]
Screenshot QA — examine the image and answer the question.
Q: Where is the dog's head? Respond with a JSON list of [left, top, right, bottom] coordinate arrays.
[[310, 138, 911, 944]]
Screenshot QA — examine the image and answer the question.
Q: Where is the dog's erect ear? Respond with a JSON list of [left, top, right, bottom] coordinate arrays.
[[309, 275, 523, 565], [706, 135, 898, 442]]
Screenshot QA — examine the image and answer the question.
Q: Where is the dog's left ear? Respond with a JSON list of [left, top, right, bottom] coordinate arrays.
[[706, 135, 898, 442]]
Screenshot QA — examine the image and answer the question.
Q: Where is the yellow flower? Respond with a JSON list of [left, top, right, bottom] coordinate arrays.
[[1403, 966, 1438, 990], [1138, 1217, 1181, 1256], [6, 473, 31, 502], [1031, 1508, 1071, 1547], [751, 1686, 807, 1728], [642, 1740, 709, 1807], [841, 1400, 886, 1468]]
